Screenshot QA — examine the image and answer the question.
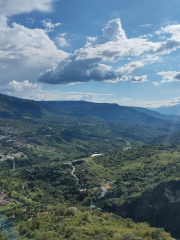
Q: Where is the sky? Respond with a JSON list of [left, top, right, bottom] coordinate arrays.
[[1, 0, 180, 108]]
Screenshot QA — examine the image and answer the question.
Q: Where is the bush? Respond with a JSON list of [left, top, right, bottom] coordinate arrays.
[[65, 209, 75, 217]]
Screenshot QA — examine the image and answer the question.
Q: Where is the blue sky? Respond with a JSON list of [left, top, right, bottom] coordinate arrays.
[[1, 0, 180, 108]]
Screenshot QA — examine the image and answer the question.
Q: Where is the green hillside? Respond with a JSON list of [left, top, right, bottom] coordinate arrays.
[[151, 130, 180, 145], [42, 100, 167, 125], [0, 157, 175, 240], [0, 93, 178, 129], [69, 145, 180, 238], [0, 93, 179, 239]]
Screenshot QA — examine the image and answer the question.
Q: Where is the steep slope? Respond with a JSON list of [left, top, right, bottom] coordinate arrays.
[[0, 93, 178, 128], [42, 100, 166, 125], [93, 146, 180, 238], [1, 93, 180, 136], [0, 94, 43, 119], [116, 180, 180, 239], [0, 163, 175, 240]]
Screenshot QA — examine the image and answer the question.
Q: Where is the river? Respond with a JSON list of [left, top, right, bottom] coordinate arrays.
[[0, 215, 16, 240]]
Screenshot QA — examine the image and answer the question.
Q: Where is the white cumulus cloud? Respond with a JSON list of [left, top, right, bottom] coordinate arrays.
[[56, 36, 69, 48], [158, 71, 180, 84], [0, 20, 69, 85], [0, 80, 41, 95], [102, 18, 126, 41], [0, 0, 55, 16], [130, 75, 148, 83], [0, 0, 69, 86], [41, 19, 62, 29], [117, 61, 144, 74]]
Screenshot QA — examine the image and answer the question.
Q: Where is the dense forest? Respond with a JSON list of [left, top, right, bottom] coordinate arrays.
[[1, 94, 180, 239]]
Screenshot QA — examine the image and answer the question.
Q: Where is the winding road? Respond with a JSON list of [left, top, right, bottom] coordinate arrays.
[[63, 138, 131, 197], [63, 160, 81, 182], [70, 164, 79, 182]]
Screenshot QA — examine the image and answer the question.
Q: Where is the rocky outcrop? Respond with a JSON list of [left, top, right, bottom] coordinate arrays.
[[115, 180, 180, 239]]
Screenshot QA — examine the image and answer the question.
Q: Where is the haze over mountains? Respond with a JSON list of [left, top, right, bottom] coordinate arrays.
[[42, 100, 166, 125], [150, 104, 180, 116], [1, 93, 180, 125]]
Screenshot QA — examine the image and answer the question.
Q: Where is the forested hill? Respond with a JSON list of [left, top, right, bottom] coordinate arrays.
[[0, 146, 176, 240], [45, 101, 180, 122], [42, 100, 168, 125], [0, 93, 179, 239], [0, 93, 43, 119], [151, 130, 180, 145], [0, 93, 179, 128]]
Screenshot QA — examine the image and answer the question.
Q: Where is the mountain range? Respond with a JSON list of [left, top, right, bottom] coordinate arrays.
[[149, 104, 180, 116], [1, 93, 180, 126]]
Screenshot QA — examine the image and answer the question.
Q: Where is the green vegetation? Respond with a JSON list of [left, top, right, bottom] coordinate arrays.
[[0, 193, 175, 240], [0, 229, 9, 240], [0, 144, 179, 239], [1, 93, 180, 239], [16, 205, 174, 240], [70, 145, 180, 238], [0, 145, 179, 239]]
